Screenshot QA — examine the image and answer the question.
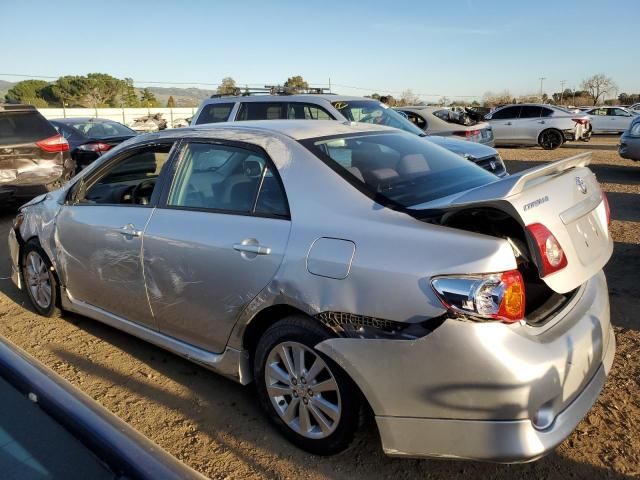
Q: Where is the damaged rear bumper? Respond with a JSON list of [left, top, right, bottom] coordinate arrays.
[[316, 271, 614, 462]]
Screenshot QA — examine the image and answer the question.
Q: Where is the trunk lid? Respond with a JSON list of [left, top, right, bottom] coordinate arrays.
[[409, 153, 612, 293]]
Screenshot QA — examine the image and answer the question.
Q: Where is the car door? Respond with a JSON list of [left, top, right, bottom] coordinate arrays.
[[511, 105, 543, 142], [610, 108, 632, 132], [142, 140, 291, 352], [488, 106, 521, 143], [55, 141, 176, 328], [588, 108, 607, 132]]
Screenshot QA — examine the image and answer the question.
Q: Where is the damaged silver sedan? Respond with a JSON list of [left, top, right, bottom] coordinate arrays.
[[8, 120, 615, 462]]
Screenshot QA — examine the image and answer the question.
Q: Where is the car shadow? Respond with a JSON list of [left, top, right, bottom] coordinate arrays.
[[38, 311, 632, 479], [605, 242, 640, 331]]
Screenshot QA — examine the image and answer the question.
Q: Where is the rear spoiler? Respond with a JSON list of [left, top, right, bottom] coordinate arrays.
[[422, 153, 594, 208]]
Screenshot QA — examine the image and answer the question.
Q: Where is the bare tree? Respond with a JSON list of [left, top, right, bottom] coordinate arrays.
[[398, 89, 421, 106], [581, 74, 617, 106], [482, 90, 512, 107]]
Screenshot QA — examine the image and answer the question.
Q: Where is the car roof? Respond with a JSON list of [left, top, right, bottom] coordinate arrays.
[[0, 104, 38, 112], [51, 117, 118, 124], [201, 94, 376, 104], [144, 120, 397, 142]]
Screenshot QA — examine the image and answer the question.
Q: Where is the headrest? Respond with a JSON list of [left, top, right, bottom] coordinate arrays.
[[397, 154, 430, 176], [243, 160, 263, 178]]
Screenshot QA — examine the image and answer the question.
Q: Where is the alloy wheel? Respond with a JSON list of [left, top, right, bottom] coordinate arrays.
[[265, 341, 342, 439], [25, 251, 52, 309]]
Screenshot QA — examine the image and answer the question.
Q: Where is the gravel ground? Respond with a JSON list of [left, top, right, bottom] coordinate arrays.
[[0, 139, 638, 479]]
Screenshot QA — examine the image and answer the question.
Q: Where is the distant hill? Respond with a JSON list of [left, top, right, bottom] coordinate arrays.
[[0, 80, 15, 100], [145, 86, 215, 107], [0, 79, 213, 107]]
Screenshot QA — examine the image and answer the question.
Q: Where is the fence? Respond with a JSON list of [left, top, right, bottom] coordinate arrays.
[[37, 107, 199, 129]]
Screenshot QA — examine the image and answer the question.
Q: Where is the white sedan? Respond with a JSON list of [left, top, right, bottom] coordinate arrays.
[[585, 107, 638, 134]]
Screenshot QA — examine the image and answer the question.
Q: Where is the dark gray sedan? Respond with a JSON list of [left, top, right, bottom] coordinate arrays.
[[619, 115, 640, 161]]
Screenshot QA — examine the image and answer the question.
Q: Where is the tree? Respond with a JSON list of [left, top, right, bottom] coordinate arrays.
[[84, 73, 126, 107], [4, 80, 51, 105], [140, 88, 159, 107], [121, 78, 140, 107], [166, 95, 177, 108], [399, 89, 421, 106], [283, 75, 308, 94], [482, 90, 512, 107], [581, 74, 617, 106], [51, 75, 91, 107], [216, 77, 238, 95]]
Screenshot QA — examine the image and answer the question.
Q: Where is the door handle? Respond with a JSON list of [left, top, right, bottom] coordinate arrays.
[[116, 224, 142, 238], [505, 122, 512, 126], [538, 120, 546, 124], [233, 243, 271, 255]]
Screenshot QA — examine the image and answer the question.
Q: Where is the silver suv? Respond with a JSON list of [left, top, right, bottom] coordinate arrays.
[[192, 94, 507, 177]]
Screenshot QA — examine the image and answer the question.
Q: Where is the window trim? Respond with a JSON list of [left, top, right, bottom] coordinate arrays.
[[158, 138, 291, 220], [65, 139, 180, 208]]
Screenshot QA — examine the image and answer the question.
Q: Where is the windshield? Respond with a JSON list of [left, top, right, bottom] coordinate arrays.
[[304, 132, 497, 207], [332, 100, 425, 136], [67, 120, 136, 138]]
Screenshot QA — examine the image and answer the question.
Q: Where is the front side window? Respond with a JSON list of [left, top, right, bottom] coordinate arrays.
[[287, 103, 334, 120], [79, 144, 172, 205], [304, 132, 496, 208], [491, 106, 520, 120], [195, 103, 235, 125], [236, 102, 286, 121], [403, 111, 428, 130], [167, 142, 288, 217], [332, 100, 425, 136], [590, 108, 607, 116]]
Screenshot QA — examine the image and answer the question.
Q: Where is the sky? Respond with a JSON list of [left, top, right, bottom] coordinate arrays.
[[1, 0, 638, 101]]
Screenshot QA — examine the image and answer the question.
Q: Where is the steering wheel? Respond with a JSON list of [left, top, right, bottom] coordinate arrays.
[[131, 179, 156, 205]]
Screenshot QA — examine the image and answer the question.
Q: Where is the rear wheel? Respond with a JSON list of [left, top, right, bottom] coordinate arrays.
[[21, 241, 59, 317], [254, 316, 360, 455], [539, 129, 564, 150]]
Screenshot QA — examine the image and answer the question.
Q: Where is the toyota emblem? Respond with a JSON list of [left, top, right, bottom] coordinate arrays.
[[490, 160, 496, 170], [576, 177, 588, 195]]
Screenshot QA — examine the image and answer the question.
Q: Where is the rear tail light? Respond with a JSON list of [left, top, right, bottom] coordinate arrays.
[[527, 223, 568, 276], [36, 134, 69, 153], [572, 118, 589, 125], [78, 142, 112, 153], [431, 270, 526, 323], [601, 191, 611, 225], [453, 129, 481, 138]]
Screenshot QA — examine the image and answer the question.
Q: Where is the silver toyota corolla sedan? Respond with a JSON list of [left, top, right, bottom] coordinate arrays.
[[8, 120, 615, 462]]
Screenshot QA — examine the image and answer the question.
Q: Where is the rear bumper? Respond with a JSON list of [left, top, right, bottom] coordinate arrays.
[[619, 136, 640, 161], [317, 271, 614, 462], [376, 328, 614, 462]]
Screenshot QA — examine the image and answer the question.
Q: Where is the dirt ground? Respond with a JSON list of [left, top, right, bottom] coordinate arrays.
[[0, 137, 638, 479]]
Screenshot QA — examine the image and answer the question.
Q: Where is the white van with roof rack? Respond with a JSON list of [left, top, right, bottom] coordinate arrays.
[[191, 92, 508, 177]]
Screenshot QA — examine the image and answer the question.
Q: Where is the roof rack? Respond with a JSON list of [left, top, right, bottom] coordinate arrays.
[[210, 85, 333, 98]]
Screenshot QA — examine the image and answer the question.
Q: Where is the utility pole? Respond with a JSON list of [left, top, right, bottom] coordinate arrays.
[[560, 80, 566, 104], [539, 77, 547, 100]]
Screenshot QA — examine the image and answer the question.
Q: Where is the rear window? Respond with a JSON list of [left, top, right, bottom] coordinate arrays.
[[236, 102, 286, 121], [195, 103, 234, 125], [0, 111, 56, 146], [304, 132, 497, 207], [66, 120, 135, 138]]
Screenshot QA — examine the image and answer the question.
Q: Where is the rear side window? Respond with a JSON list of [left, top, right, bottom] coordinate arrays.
[[0, 111, 56, 146], [403, 111, 427, 130], [236, 102, 286, 121], [287, 103, 334, 120], [491, 106, 520, 120], [167, 142, 288, 217], [195, 103, 234, 125], [519, 106, 542, 118], [541, 107, 554, 117]]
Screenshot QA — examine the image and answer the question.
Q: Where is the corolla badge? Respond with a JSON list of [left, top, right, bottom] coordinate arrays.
[[576, 176, 588, 195]]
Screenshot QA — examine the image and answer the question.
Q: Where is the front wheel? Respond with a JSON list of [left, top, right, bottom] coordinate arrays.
[[21, 241, 59, 317], [254, 316, 361, 455], [539, 129, 564, 150]]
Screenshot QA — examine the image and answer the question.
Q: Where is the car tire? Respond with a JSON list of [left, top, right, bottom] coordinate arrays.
[[538, 129, 564, 150], [21, 240, 60, 317], [254, 315, 361, 455]]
